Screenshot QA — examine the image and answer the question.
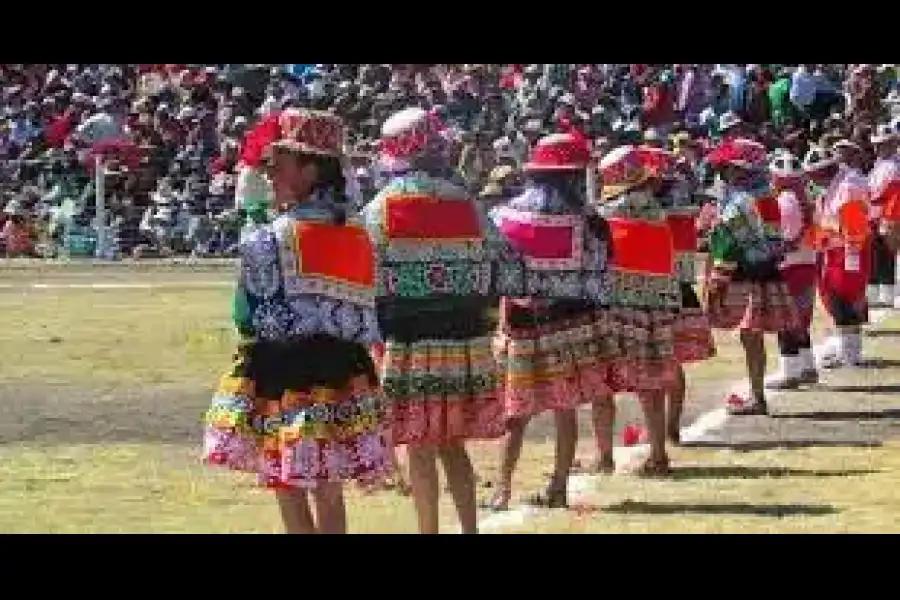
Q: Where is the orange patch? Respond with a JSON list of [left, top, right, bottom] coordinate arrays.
[[608, 218, 675, 275], [385, 195, 482, 241], [666, 213, 698, 253], [294, 222, 375, 288]]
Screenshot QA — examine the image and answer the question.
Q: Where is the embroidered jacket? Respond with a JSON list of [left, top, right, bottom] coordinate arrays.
[[490, 182, 612, 303], [597, 189, 681, 309], [232, 192, 381, 345]]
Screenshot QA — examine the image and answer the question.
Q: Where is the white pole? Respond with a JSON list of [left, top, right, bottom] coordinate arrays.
[[95, 154, 106, 259]]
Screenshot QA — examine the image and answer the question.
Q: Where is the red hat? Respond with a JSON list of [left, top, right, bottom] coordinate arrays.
[[706, 139, 767, 170], [524, 132, 591, 172], [239, 108, 344, 168]]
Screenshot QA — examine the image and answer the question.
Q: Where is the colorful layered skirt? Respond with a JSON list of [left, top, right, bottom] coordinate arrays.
[[375, 299, 505, 445], [494, 298, 623, 419], [607, 306, 680, 394], [203, 336, 393, 490], [705, 265, 801, 333], [672, 283, 717, 364]]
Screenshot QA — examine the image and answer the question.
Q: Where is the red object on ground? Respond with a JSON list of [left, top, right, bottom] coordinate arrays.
[[622, 424, 645, 446]]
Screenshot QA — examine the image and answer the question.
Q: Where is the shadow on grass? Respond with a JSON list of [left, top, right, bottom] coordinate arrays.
[[603, 500, 838, 518], [857, 358, 900, 370], [813, 386, 900, 396], [864, 329, 900, 339], [772, 409, 900, 420], [669, 465, 878, 481], [680, 440, 883, 452]]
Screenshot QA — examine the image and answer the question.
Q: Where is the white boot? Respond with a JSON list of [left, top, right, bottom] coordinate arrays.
[[866, 283, 879, 306], [895, 256, 900, 309], [798, 348, 819, 384], [765, 355, 802, 390], [840, 333, 863, 367], [817, 336, 841, 367], [879, 285, 895, 307]]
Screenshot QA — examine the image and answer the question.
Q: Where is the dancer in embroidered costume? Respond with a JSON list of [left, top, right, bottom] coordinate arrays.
[[203, 109, 391, 534], [765, 150, 820, 389], [589, 146, 692, 475], [486, 127, 620, 508], [362, 107, 510, 534], [703, 138, 800, 415], [868, 123, 900, 308], [815, 139, 872, 370], [658, 148, 716, 443]]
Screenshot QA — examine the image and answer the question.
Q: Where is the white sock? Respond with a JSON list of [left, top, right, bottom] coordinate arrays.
[[799, 348, 815, 371], [839, 333, 862, 365]]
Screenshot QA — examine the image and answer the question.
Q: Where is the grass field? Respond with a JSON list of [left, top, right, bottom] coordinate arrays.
[[1, 274, 898, 534]]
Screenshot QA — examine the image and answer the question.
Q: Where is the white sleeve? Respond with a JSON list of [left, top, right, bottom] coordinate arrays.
[[777, 190, 803, 242]]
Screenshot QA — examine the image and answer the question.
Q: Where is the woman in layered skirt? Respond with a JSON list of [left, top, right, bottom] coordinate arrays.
[[702, 139, 800, 415], [587, 145, 707, 475], [487, 130, 619, 509], [203, 109, 392, 534], [362, 107, 508, 533]]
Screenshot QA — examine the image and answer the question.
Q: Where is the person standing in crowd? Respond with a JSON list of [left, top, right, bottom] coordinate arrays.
[[362, 107, 509, 534], [816, 139, 873, 369], [703, 139, 800, 415], [765, 150, 820, 389], [202, 109, 392, 534], [486, 129, 619, 509], [867, 123, 900, 307]]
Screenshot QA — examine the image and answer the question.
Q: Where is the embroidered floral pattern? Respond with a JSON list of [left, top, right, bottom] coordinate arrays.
[[238, 214, 381, 345], [203, 374, 392, 489]]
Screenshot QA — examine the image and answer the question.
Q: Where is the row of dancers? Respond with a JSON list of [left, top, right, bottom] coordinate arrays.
[[202, 106, 900, 534]]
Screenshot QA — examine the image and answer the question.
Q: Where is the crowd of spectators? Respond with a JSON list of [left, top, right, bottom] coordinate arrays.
[[1, 64, 898, 259]]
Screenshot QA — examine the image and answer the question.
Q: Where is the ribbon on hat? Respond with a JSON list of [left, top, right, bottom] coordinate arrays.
[[240, 112, 282, 168]]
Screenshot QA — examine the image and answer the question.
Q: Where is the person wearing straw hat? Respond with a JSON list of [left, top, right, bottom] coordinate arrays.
[[361, 106, 512, 534], [486, 127, 621, 508], [868, 123, 900, 307], [703, 139, 801, 415], [814, 138, 873, 369], [202, 108, 392, 535], [764, 150, 820, 390]]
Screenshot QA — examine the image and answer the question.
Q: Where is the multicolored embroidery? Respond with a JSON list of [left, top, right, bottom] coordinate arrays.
[[203, 374, 392, 489], [239, 216, 381, 345], [363, 172, 513, 299], [490, 186, 611, 302], [597, 191, 681, 310]]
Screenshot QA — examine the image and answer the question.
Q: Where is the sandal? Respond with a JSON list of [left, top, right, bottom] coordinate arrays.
[[524, 481, 568, 509], [479, 487, 512, 512], [631, 456, 671, 478]]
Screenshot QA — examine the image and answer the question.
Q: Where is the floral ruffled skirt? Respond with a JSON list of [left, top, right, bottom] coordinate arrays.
[[203, 340, 392, 490]]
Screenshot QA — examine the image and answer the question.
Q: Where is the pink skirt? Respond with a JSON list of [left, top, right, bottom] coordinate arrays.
[[494, 308, 621, 420], [374, 336, 505, 446]]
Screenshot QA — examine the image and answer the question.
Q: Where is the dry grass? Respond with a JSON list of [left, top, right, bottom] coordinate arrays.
[[0, 280, 897, 533]]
